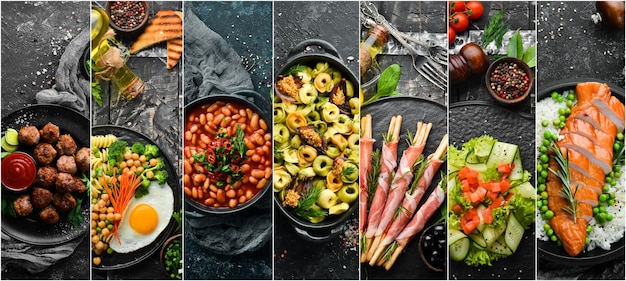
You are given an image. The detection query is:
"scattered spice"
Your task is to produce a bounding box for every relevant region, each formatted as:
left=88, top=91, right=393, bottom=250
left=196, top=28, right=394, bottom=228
left=109, top=1, right=146, bottom=30
left=489, top=61, right=530, bottom=100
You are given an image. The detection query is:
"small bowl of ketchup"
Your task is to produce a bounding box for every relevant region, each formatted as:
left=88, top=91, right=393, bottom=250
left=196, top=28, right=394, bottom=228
left=2, top=151, right=36, bottom=192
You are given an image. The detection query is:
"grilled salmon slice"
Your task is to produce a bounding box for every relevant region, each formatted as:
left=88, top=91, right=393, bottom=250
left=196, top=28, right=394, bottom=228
left=559, top=133, right=612, bottom=174
left=571, top=102, right=617, bottom=138
left=563, top=118, right=614, bottom=156
left=576, top=82, right=611, bottom=105
left=130, top=10, right=183, bottom=54
left=592, top=96, right=625, bottom=132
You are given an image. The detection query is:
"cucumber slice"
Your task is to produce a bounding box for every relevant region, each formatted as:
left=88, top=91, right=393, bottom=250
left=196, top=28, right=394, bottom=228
left=483, top=221, right=507, bottom=247
left=468, top=232, right=487, bottom=249
left=5, top=129, right=19, bottom=146
left=486, top=141, right=518, bottom=168
left=509, top=150, right=524, bottom=181
left=505, top=212, right=525, bottom=253
left=448, top=228, right=467, bottom=246
left=450, top=237, right=471, bottom=262
left=488, top=235, right=513, bottom=256
left=1, top=136, right=18, bottom=152
left=516, top=182, right=536, bottom=199
left=465, top=162, right=488, bottom=172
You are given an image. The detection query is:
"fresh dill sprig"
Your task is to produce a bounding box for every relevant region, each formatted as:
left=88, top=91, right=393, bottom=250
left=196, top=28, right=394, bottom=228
left=367, top=149, right=382, bottom=205
left=295, top=186, right=327, bottom=218
left=548, top=143, right=579, bottom=223
left=482, top=9, right=509, bottom=49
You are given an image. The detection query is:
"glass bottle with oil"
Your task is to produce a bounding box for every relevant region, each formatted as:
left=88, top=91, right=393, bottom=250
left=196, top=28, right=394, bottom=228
left=91, top=7, right=145, bottom=100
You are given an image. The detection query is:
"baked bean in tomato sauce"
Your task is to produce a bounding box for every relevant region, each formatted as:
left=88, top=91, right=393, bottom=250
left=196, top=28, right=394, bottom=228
left=184, top=101, right=271, bottom=208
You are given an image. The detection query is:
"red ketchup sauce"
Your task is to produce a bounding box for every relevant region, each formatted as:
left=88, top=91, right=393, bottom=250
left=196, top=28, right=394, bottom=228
left=1, top=152, right=36, bottom=191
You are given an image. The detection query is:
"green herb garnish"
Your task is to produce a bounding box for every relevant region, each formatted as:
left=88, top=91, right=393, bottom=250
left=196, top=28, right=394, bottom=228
left=363, top=64, right=403, bottom=106
left=294, top=186, right=327, bottom=218
left=482, top=10, right=509, bottom=49
left=548, top=143, right=580, bottom=222
left=367, top=149, right=382, bottom=205
left=284, top=64, right=307, bottom=76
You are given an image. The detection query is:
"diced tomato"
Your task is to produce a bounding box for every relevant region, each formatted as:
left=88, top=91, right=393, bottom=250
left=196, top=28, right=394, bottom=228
left=461, top=179, right=471, bottom=192
left=499, top=178, right=511, bottom=192
left=451, top=203, right=464, bottom=215
left=489, top=196, right=504, bottom=209
left=481, top=208, right=494, bottom=224
left=475, top=186, right=487, bottom=200
left=467, top=176, right=479, bottom=186
left=486, top=191, right=499, bottom=201
left=505, top=192, right=515, bottom=202
left=461, top=208, right=480, bottom=234
left=497, top=163, right=512, bottom=175
left=469, top=192, right=480, bottom=203
left=463, top=191, right=473, bottom=202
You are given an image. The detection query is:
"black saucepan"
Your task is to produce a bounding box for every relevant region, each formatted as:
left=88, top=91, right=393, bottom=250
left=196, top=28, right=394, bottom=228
left=274, top=39, right=360, bottom=242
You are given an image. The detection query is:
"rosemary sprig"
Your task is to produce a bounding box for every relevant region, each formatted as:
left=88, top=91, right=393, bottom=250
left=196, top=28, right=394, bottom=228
left=613, top=142, right=624, bottom=167
left=548, top=143, right=579, bottom=223
left=407, top=155, right=428, bottom=195
left=393, top=205, right=411, bottom=221
left=367, top=149, right=382, bottom=205
left=405, top=129, right=415, bottom=147
left=382, top=131, right=393, bottom=143
left=381, top=241, right=399, bottom=263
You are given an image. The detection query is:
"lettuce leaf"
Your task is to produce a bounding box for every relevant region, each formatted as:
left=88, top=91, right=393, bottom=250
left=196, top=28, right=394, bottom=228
left=509, top=192, right=536, bottom=229
left=465, top=245, right=508, bottom=266
left=463, top=135, right=495, bottom=162
left=448, top=145, right=467, bottom=170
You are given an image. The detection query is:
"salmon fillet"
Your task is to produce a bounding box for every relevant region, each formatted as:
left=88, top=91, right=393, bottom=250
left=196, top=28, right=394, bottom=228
left=559, top=133, right=612, bottom=174
left=571, top=102, right=617, bottom=138
left=592, top=96, right=625, bottom=132
left=563, top=118, right=614, bottom=156
left=576, top=82, right=611, bottom=105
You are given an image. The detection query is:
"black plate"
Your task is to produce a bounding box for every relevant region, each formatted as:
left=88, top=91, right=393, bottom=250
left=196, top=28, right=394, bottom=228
left=361, top=96, right=447, bottom=280
left=449, top=101, right=535, bottom=280
left=1, top=105, right=90, bottom=245
left=537, top=78, right=625, bottom=266
left=91, top=125, right=181, bottom=271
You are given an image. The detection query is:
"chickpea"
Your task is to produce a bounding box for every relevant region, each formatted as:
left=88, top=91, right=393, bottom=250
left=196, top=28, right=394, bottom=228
left=95, top=241, right=105, bottom=250
left=146, top=170, right=154, bottom=179
left=131, top=153, right=139, bottom=160
left=149, top=158, right=158, bottom=167
left=98, top=220, right=106, bottom=228
left=101, top=194, right=109, bottom=201
left=93, top=257, right=101, bottom=266
left=101, top=228, right=110, bottom=236
left=92, top=235, right=100, bottom=244
left=139, top=155, right=147, bottom=163
left=107, top=207, right=115, bottom=214
left=124, top=151, right=132, bottom=160
left=114, top=213, right=122, bottom=221
left=106, top=213, right=115, bottom=222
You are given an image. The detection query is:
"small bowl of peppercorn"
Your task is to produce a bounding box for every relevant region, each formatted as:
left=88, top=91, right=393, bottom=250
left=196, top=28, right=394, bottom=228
left=485, top=57, right=533, bottom=106
left=105, top=1, right=149, bottom=39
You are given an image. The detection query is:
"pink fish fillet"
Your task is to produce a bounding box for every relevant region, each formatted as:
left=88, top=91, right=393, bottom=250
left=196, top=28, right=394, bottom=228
left=365, top=140, right=399, bottom=239
left=374, top=144, right=426, bottom=237
left=380, top=157, right=444, bottom=246
left=393, top=185, right=446, bottom=248
left=359, top=137, right=375, bottom=232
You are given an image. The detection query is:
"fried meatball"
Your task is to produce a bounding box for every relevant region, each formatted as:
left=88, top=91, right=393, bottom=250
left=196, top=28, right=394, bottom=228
left=39, top=122, right=60, bottom=143
left=52, top=193, right=76, bottom=213
left=17, top=126, right=40, bottom=146
left=13, top=194, right=33, bottom=216
left=56, top=134, right=77, bottom=156
left=75, top=147, right=90, bottom=173
left=36, top=166, right=57, bottom=189
left=55, top=172, right=75, bottom=193
left=39, top=205, right=60, bottom=225
left=31, top=187, right=53, bottom=209
left=33, top=143, right=57, bottom=166
left=72, top=176, right=87, bottom=193
left=56, top=155, right=77, bottom=175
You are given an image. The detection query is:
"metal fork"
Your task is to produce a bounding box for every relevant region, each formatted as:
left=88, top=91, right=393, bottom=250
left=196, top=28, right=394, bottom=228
left=417, top=60, right=447, bottom=91
left=397, top=33, right=447, bottom=66
left=360, top=1, right=447, bottom=90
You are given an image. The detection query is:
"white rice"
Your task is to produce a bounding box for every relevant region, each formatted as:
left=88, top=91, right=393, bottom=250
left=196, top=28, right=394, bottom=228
left=535, top=92, right=625, bottom=251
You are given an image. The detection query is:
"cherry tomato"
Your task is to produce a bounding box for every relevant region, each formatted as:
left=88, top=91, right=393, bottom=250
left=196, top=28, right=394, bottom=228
left=450, top=13, right=470, bottom=33
left=466, top=1, right=484, bottom=20
left=449, top=1, right=466, bottom=14
left=448, top=26, right=456, bottom=45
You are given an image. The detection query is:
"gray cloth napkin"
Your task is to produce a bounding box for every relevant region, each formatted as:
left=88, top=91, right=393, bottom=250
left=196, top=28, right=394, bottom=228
left=183, top=8, right=270, bottom=255
left=1, top=233, right=84, bottom=274
left=35, top=28, right=89, bottom=112
left=183, top=8, right=253, bottom=103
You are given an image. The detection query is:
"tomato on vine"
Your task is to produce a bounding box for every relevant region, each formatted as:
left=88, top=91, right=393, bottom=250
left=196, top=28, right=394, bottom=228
left=448, top=25, right=456, bottom=45
left=449, top=1, right=466, bottom=14
left=450, top=13, right=470, bottom=33
left=466, top=1, right=484, bottom=20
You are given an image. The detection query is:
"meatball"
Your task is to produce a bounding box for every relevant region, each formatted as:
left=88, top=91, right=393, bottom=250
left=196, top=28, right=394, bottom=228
left=57, top=155, right=77, bottom=175
left=55, top=172, right=75, bottom=193
left=33, top=143, right=57, bottom=166
left=39, top=122, right=60, bottom=143
left=72, top=176, right=87, bottom=193
left=56, top=134, right=77, bottom=155
left=18, top=126, right=40, bottom=146
left=36, top=166, right=57, bottom=189
left=52, top=193, right=76, bottom=213
left=39, top=205, right=60, bottom=225
left=13, top=194, right=33, bottom=216
left=31, top=187, right=53, bottom=209
left=75, top=147, right=90, bottom=173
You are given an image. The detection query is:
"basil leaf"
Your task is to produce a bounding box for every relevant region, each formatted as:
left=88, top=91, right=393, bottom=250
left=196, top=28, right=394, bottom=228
left=523, top=45, right=536, bottom=68
left=377, top=64, right=401, bottom=96
left=507, top=29, right=523, bottom=59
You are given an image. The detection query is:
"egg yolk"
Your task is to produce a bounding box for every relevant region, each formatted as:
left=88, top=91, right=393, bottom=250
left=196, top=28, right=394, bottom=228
left=129, top=203, right=159, bottom=234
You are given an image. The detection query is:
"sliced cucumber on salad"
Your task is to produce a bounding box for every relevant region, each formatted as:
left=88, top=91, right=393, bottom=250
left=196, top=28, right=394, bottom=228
left=448, top=135, right=535, bottom=266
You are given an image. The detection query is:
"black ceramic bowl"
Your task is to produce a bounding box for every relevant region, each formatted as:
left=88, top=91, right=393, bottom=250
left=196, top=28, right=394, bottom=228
left=105, top=1, right=149, bottom=39
left=160, top=233, right=182, bottom=279
left=184, top=90, right=272, bottom=214
left=274, top=39, right=359, bottom=241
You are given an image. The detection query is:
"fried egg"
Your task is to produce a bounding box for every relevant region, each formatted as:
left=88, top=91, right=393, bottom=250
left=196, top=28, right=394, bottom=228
left=109, top=181, right=174, bottom=253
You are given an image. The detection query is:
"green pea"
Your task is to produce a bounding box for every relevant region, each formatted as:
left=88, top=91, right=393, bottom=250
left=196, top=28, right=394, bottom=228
left=566, top=100, right=573, bottom=107
left=557, top=108, right=565, bottom=115
left=557, top=96, right=564, bottom=103
left=609, top=172, right=615, bottom=178
left=540, top=170, right=548, bottom=179
left=107, top=248, right=113, bottom=254
left=608, top=199, right=615, bottom=206
left=538, top=184, right=546, bottom=192
left=606, top=214, right=613, bottom=221
left=559, top=116, right=566, bottom=122
left=545, top=210, right=554, bottom=219
left=564, top=107, right=571, bottom=115
left=550, top=235, right=558, bottom=242
left=543, top=131, right=552, bottom=139
left=615, top=143, right=621, bottom=151
left=557, top=240, right=562, bottom=247
left=609, top=192, right=615, bottom=199
left=537, top=200, right=543, bottom=207
left=107, top=224, right=113, bottom=230
left=599, top=206, right=607, bottom=213
left=541, top=191, right=548, bottom=199
left=567, top=93, right=575, bottom=101
left=539, top=146, right=548, bottom=153
left=559, top=122, right=565, bottom=128
left=599, top=194, right=608, bottom=202
left=587, top=225, right=593, bottom=232
left=538, top=177, right=546, bottom=184
left=540, top=154, right=549, bottom=163
left=551, top=92, right=559, bottom=99
left=617, top=132, right=624, bottom=141
left=96, top=227, right=102, bottom=233
left=610, top=179, right=617, bottom=186
left=541, top=205, right=548, bottom=213
left=613, top=165, right=621, bottom=173
left=593, top=207, right=599, bottom=214
left=603, top=185, right=610, bottom=193
left=552, top=118, right=561, bottom=126
left=543, top=199, right=548, bottom=206
left=537, top=163, right=543, bottom=172
left=551, top=133, right=559, bottom=141
left=585, top=237, right=590, bottom=244
left=542, top=139, right=551, bottom=147
left=541, top=120, right=549, bottom=127
left=543, top=223, right=551, bottom=231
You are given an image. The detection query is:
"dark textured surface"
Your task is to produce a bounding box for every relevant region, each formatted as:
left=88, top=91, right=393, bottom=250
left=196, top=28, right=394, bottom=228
left=449, top=102, right=535, bottom=280
left=364, top=1, right=448, bottom=106
left=273, top=2, right=360, bottom=280
left=1, top=2, right=90, bottom=280
left=361, top=96, right=447, bottom=280
left=92, top=1, right=182, bottom=280
left=537, top=2, right=625, bottom=280
left=450, top=1, right=536, bottom=114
